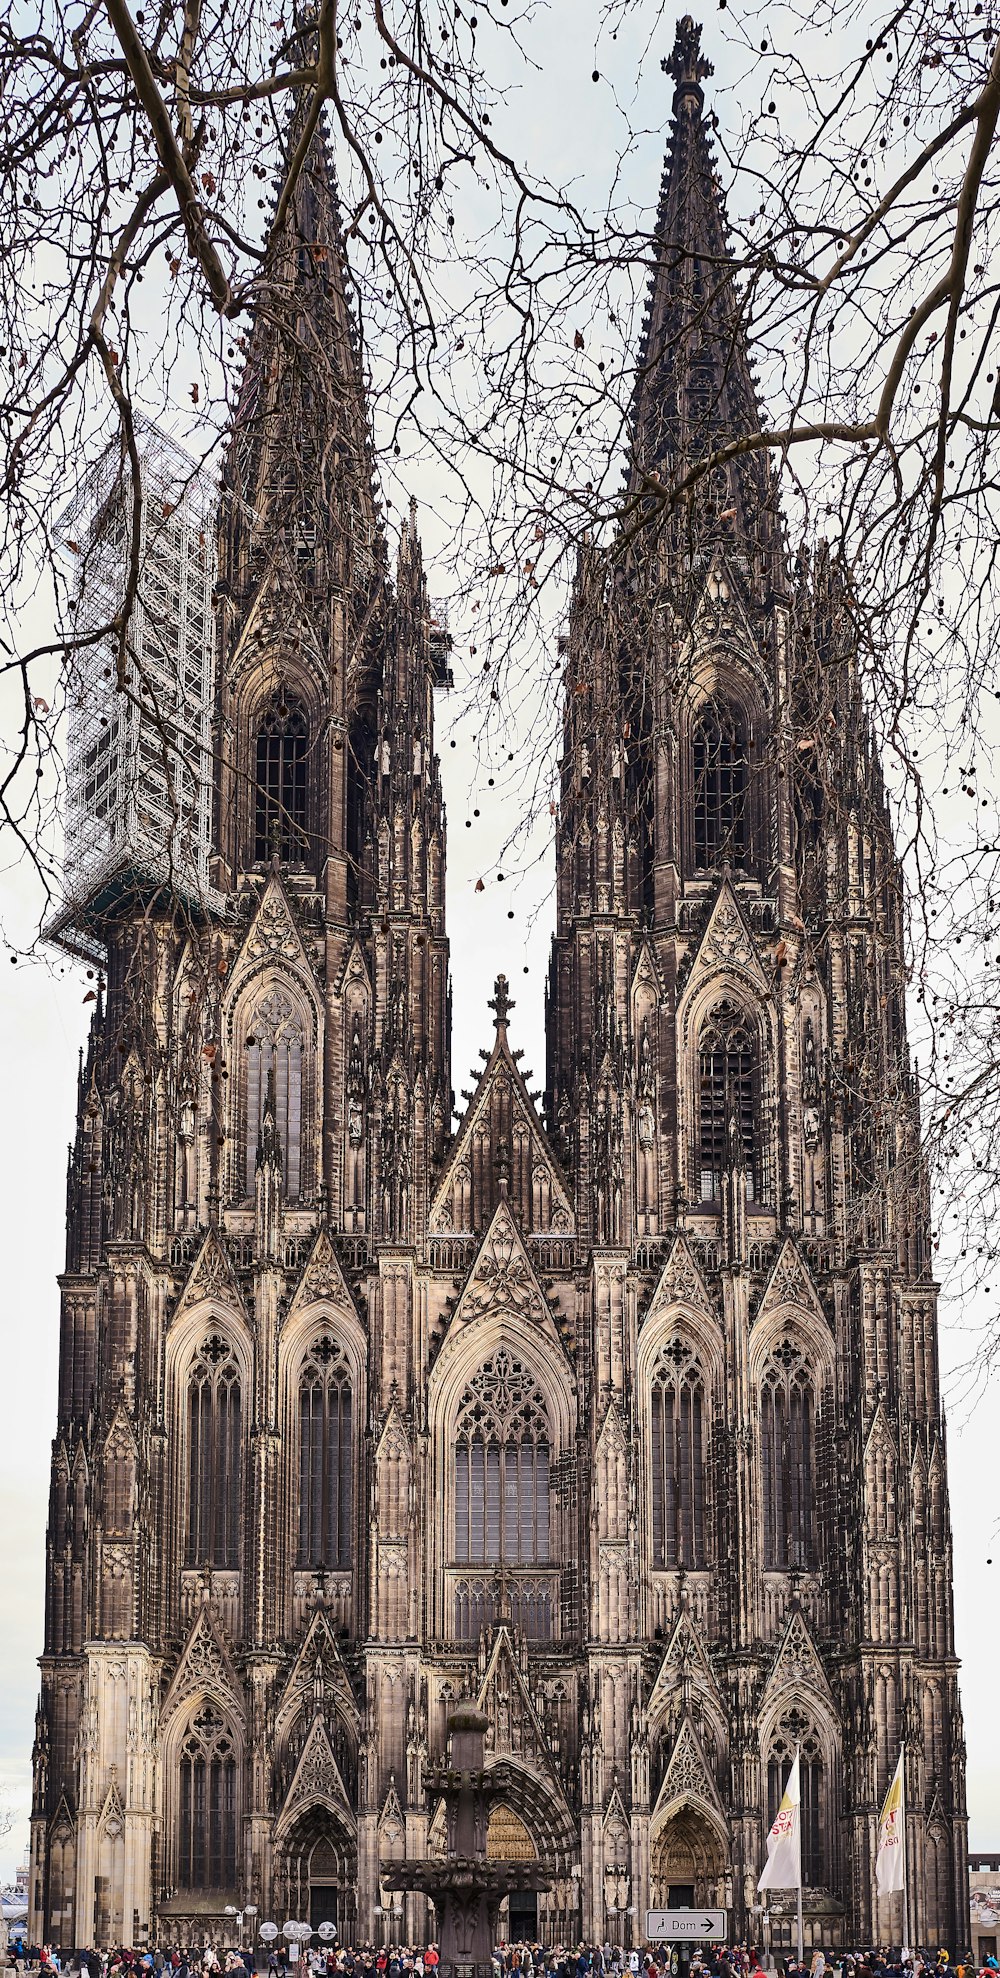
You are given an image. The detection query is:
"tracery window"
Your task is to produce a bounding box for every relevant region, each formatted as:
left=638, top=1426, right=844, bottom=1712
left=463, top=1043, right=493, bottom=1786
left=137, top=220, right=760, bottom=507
left=298, top=1336, right=353, bottom=1569
left=453, top=1349, right=551, bottom=1566
left=178, top=1703, right=238, bottom=1889
left=245, top=986, right=306, bottom=1200
left=650, top=1339, right=706, bottom=1568
left=699, top=1001, right=758, bottom=1201
left=185, top=1334, right=241, bottom=1570
left=761, top=1339, right=816, bottom=1569
left=766, top=1710, right=824, bottom=1886
left=692, top=698, right=749, bottom=869
left=253, top=695, right=310, bottom=863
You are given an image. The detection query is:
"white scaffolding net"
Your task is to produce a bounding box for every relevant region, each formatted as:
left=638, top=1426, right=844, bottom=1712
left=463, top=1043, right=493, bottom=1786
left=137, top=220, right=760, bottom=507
left=55, top=420, right=217, bottom=944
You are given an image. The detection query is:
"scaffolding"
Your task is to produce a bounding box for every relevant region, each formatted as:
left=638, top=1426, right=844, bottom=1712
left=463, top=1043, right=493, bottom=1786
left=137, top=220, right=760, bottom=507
left=52, top=421, right=218, bottom=950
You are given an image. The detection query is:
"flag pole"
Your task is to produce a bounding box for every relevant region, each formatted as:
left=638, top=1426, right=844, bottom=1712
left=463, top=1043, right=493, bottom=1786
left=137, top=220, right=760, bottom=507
left=900, top=1744, right=910, bottom=1961
left=795, top=1742, right=804, bottom=1965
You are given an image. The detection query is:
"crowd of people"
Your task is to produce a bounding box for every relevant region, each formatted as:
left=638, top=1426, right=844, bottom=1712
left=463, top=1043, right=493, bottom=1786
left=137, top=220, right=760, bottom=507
left=4, top=1945, right=999, bottom=1978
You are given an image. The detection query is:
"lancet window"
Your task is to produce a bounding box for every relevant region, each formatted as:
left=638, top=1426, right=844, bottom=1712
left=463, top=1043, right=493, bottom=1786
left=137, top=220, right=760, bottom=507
left=253, top=694, right=310, bottom=863
left=692, top=698, right=749, bottom=868
left=766, top=1710, right=825, bottom=1887
left=298, top=1336, right=353, bottom=1570
left=244, top=986, right=306, bottom=1200
left=698, top=1001, right=758, bottom=1201
left=453, top=1350, right=551, bottom=1566
left=185, top=1334, right=241, bottom=1570
left=650, top=1339, right=707, bottom=1568
left=177, top=1703, right=238, bottom=1888
left=761, top=1339, right=816, bottom=1569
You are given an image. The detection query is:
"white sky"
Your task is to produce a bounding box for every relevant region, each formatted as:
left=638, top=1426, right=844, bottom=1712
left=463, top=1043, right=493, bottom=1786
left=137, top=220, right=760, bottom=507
left=2, top=0, right=999, bottom=1887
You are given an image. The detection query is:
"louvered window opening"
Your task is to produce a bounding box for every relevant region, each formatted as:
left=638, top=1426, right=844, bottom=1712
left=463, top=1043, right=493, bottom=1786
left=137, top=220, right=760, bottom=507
left=185, top=1343, right=241, bottom=1569
left=693, top=700, right=749, bottom=867
left=298, top=1343, right=353, bottom=1569
left=761, top=1351, right=816, bottom=1569
left=699, top=1008, right=757, bottom=1200
left=178, top=1707, right=237, bottom=1889
left=768, top=1748, right=823, bottom=1886
left=253, top=697, right=310, bottom=862
left=651, top=1350, right=706, bottom=1568
left=453, top=1350, right=552, bottom=1568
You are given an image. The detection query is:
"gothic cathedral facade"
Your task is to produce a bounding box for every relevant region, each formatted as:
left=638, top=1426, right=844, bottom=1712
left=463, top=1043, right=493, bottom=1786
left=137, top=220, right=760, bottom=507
left=32, top=22, right=968, bottom=1956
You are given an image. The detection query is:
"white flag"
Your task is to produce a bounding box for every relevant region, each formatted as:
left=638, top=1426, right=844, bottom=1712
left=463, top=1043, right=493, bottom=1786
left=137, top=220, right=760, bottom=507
left=758, top=1751, right=801, bottom=1891
left=875, top=1749, right=906, bottom=1896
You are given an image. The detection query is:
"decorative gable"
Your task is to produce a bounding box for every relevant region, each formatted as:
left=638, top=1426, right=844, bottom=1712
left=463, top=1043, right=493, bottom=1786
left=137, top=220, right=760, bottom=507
left=755, top=1236, right=826, bottom=1327
left=173, top=1228, right=246, bottom=1319
left=274, top=1607, right=360, bottom=1737
left=652, top=1712, right=725, bottom=1822
left=429, top=990, right=573, bottom=1236
left=647, top=1608, right=725, bottom=1723
left=681, top=878, right=770, bottom=1001
left=161, top=1602, right=244, bottom=1725
left=286, top=1227, right=358, bottom=1320
left=644, top=1233, right=715, bottom=1323
left=433, top=1203, right=572, bottom=1376
left=761, top=1605, right=835, bottom=1713
left=278, top=1713, right=354, bottom=1829
left=231, top=871, right=318, bottom=989
left=476, top=1627, right=562, bottom=1791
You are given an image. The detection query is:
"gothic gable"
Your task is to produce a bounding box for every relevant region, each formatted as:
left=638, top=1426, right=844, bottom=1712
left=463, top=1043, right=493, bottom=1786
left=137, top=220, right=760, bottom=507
left=679, top=878, right=770, bottom=1005
left=172, top=1228, right=247, bottom=1321
left=429, top=997, right=573, bottom=1236
left=277, top=1712, right=355, bottom=1832
left=285, top=1227, right=359, bottom=1323
left=651, top=1712, right=725, bottom=1824
left=754, top=1236, right=826, bottom=1329
left=229, top=871, right=320, bottom=995
left=161, top=1602, right=244, bottom=1726
left=643, top=1232, right=715, bottom=1325
left=476, top=1626, right=562, bottom=1793
left=687, top=550, right=769, bottom=685
left=275, top=1607, right=361, bottom=1739
left=647, top=1608, right=725, bottom=1724
left=441, top=1202, right=571, bottom=1371
left=761, top=1604, right=836, bottom=1714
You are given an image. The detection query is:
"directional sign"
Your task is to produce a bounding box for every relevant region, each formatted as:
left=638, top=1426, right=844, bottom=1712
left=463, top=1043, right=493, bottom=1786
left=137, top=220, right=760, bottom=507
left=646, top=1910, right=728, bottom=1942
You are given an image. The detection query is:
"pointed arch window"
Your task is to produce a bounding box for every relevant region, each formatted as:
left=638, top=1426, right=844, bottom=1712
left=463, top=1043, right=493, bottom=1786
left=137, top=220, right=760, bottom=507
left=253, top=695, right=310, bottom=863
left=651, top=1339, right=706, bottom=1568
left=185, top=1335, right=241, bottom=1570
left=298, top=1336, right=353, bottom=1569
left=245, top=986, right=306, bottom=1200
left=178, top=1702, right=238, bottom=1889
left=761, top=1339, right=816, bottom=1569
left=766, top=1712, right=824, bottom=1886
left=699, top=1001, right=759, bottom=1201
left=453, top=1350, right=551, bottom=1567
left=692, top=699, right=749, bottom=869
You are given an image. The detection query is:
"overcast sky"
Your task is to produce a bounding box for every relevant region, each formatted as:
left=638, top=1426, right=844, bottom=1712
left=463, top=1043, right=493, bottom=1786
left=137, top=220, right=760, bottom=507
left=2, top=0, right=999, bottom=1888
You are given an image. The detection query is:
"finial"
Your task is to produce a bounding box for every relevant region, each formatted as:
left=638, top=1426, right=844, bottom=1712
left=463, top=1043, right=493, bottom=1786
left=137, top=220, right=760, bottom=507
left=488, top=973, right=513, bottom=1029
left=256, top=1067, right=283, bottom=1171
left=662, top=16, right=713, bottom=105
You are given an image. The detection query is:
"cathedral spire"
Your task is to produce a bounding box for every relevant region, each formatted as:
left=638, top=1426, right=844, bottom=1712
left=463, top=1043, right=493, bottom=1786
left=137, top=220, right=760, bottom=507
left=631, top=18, right=777, bottom=566
left=220, top=97, right=380, bottom=598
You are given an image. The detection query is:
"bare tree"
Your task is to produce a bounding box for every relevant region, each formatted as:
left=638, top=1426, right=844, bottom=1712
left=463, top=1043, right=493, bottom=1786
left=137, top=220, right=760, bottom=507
left=2, top=0, right=1000, bottom=1327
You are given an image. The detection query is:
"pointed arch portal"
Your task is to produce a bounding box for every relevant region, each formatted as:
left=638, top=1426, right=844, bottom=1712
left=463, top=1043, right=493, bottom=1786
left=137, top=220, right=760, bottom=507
left=275, top=1806, right=357, bottom=1940
left=650, top=1805, right=729, bottom=1910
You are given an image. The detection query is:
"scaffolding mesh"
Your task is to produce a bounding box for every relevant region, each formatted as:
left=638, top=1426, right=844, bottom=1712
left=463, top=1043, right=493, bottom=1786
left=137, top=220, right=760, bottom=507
left=55, top=421, right=217, bottom=938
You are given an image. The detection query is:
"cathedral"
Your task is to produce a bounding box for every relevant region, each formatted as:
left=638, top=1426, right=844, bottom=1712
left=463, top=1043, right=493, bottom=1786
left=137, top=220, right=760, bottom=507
left=31, top=20, right=968, bottom=1957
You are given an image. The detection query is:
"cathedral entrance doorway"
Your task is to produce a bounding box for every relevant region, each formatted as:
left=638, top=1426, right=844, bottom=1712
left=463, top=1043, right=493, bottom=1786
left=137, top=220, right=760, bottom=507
left=277, top=1815, right=356, bottom=1943
left=650, top=1807, right=727, bottom=1910
left=488, top=1804, right=538, bottom=1944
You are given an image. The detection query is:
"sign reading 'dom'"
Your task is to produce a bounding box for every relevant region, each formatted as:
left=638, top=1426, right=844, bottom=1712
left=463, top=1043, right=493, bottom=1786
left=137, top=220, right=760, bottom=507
left=645, top=1910, right=728, bottom=1941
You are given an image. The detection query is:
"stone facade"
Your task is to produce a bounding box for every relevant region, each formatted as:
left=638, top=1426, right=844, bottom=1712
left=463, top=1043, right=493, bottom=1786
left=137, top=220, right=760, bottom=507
left=31, top=26, right=967, bottom=1957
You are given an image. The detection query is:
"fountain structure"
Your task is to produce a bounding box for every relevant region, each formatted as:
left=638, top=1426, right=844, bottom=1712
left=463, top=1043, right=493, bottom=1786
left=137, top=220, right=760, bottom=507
left=383, top=1705, right=550, bottom=1977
